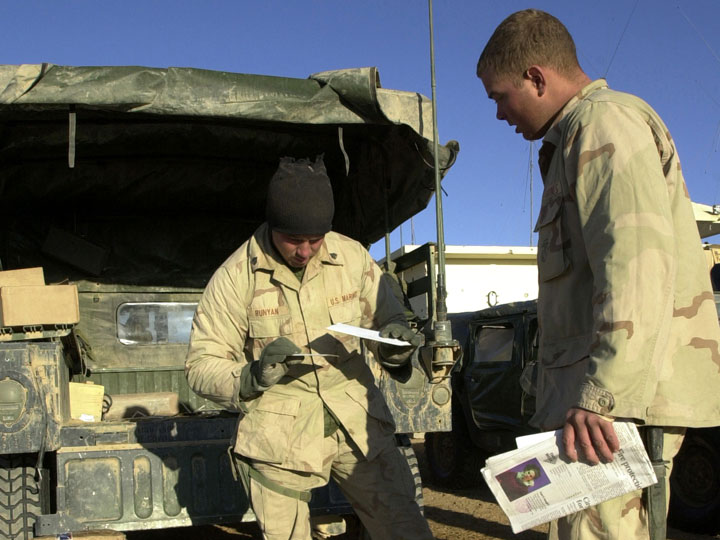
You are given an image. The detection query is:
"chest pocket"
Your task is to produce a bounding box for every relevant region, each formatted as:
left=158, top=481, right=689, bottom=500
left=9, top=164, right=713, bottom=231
left=247, top=313, right=294, bottom=360
left=328, top=297, right=361, bottom=326
left=534, top=184, right=570, bottom=281
left=328, top=291, right=362, bottom=324
left=248, top=314, right=293, bottom=338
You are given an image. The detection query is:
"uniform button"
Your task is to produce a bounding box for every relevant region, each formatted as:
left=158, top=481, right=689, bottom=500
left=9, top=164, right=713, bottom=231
left=598, top=398, right=608, bottom=407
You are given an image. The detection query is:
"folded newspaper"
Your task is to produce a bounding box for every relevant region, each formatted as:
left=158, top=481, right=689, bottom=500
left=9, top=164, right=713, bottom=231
left=481, top=421, right=657, bottom=533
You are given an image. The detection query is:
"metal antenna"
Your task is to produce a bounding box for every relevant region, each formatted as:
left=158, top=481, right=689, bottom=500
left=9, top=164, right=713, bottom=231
left=428, top=0, right=449, bottom=327
left=422, top=0, right=458, bottom=385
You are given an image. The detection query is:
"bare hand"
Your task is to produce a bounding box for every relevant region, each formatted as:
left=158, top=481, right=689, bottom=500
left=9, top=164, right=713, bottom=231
left=562, top=408, right=620, bottom=464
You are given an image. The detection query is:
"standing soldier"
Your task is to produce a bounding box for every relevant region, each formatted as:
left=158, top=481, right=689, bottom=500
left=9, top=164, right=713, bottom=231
left=186, top=156, right=433, bottom=540
left=476, top=9, right=720, bottom=540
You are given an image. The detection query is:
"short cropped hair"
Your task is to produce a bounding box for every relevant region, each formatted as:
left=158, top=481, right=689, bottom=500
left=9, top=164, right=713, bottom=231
left=477, top=9, right=580, bottom=86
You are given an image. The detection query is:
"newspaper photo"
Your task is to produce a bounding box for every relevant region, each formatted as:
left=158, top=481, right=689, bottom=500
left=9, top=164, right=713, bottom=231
left=481, top=421, right=657, bottom=533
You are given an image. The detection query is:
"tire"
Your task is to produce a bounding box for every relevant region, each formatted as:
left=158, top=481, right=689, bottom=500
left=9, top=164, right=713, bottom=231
left=424, top=414, right=486, bottom=489
left=396, top=434, right=424, bottom=512
left=0, top=454, right=45, bottom=540
left=669, top=427, right=720, bottom=534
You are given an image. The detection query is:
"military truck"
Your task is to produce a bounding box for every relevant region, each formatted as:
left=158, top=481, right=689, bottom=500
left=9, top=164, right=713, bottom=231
left=426, top=275, right=720, bottom=534
left=424, top=301, right=539, bottom=489
left=0, top=64, right=459, bottom=539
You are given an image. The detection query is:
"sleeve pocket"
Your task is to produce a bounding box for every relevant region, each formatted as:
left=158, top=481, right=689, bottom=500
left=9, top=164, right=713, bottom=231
left=234, top=395, right=300, bottom=463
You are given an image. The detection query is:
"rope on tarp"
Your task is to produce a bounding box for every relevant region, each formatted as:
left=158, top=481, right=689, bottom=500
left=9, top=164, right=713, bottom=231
left=68, top=105, right=76, bottom=169
left=338, top=126, right=350, bottom=176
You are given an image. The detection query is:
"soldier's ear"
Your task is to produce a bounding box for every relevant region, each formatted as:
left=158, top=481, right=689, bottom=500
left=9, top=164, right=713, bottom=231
left=525, top=66, right=546, bottom=97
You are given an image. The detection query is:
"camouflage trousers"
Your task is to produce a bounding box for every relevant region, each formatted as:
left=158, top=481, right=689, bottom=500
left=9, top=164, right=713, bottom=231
left=548, top=427, right=685, bottom=540
left=247, top=428, right=432, bottom=540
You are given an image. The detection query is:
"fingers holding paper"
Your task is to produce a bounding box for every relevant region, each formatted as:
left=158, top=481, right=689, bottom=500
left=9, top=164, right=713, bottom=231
left=562, top=407, right=620, bottom=465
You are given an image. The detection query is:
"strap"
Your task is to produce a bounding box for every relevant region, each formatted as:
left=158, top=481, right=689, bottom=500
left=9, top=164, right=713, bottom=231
left=247, top=466, right=312, bottom=503
left=228, top=448, right=311, bottom=503
left=641, top=426, right=667, bottom=540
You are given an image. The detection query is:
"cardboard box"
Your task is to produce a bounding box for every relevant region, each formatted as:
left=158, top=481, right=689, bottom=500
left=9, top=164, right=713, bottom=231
left=69, top=382, right=105, bottom=422
left=0, top=267, right=45, bottom=288
left=0, top=284, right=79, bottom=327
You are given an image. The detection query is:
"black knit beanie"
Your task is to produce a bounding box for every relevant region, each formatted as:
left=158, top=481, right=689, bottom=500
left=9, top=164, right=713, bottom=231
left=266, top=156, right=334, bottom=235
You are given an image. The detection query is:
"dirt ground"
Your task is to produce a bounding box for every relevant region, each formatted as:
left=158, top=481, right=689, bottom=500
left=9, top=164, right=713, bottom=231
left=125, top=440, right=718, bottom=540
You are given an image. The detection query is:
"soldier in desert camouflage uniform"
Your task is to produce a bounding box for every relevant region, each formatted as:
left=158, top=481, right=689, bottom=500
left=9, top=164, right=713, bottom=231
left=185, top=156, right=433, bottom=540
left=476, top=9, right=720, bottom=540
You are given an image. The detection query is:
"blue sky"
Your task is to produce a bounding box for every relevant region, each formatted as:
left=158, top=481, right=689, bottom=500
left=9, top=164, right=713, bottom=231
left=3, top=1, right=719, bottom=260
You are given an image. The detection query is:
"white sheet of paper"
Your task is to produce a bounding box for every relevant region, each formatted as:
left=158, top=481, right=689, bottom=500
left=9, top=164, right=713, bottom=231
left=327, top=323, right=410, bottom=346
left=515, top=430, right=556, bottom=449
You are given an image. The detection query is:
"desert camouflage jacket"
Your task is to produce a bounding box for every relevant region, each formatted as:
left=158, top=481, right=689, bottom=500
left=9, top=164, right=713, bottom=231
left=532, top=79, right=720, bottom=430
left=185, top=223, right=406, bottom=472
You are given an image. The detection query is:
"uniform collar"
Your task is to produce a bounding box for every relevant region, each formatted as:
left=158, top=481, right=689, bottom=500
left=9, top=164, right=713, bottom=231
left=248, top=223, right=344, bottom=289
left=543, top=79, right=608, bottom=148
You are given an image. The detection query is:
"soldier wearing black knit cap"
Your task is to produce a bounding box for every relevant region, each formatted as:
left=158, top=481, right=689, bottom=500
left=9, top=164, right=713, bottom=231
left=265, top=156, right=335, bottom=271
left=186, top=156, right=431, bottom=540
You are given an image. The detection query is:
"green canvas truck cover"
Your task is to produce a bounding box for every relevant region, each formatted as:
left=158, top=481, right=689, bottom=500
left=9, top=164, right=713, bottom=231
left=0, top=64, right=458, bottom=286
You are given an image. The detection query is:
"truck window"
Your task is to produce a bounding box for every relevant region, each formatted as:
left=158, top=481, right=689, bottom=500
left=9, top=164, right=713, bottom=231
left=473, top=325, right=514, bottom=364
left=117, top=302, right=197, bottom=345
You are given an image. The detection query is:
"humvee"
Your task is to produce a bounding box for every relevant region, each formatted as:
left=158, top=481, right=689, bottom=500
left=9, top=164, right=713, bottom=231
left=424, top=301, right=538, bottom=489
left=425, top=275, right=720, bottom=534
left=0, top=64, right=459, bottom=539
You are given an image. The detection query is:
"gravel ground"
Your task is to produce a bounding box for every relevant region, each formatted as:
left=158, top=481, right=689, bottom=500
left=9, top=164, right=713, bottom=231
left=125, top=439, right=719, bottom=540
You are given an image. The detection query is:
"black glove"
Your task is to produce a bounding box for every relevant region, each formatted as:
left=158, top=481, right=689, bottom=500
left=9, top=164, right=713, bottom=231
left=252, top=337, right=301, bottom=390
left=378, top=322, right=423, bottom=367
